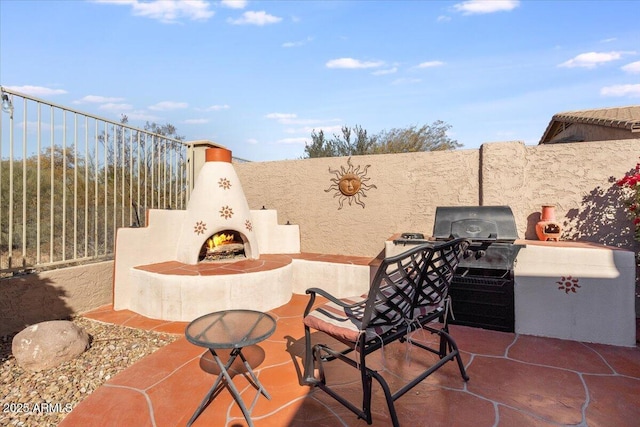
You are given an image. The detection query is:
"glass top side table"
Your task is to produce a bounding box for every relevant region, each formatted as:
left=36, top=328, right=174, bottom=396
left=185, top=310, right=276, bottom=427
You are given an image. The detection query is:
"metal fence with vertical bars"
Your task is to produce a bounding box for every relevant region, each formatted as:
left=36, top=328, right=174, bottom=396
left=0, top=87, right=189, bottom=275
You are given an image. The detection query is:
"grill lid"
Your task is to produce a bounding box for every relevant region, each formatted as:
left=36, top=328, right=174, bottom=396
left=433, top=206, right=519, bottom=242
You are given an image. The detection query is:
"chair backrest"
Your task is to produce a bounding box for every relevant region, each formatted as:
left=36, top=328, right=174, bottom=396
left=360, top=238, right=470, bottom=332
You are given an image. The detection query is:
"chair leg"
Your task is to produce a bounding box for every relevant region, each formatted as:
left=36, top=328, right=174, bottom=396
left=316, top=345, right=400, bottom=427
left=440, top=328, right=469, bottom=382
left=439, top=312, right=452, bottom=357
left=455, top=351, right=470, bottom=382
left=438, top=328, right=448, bottom=357
left=302, top=325, right=319, bottom=385
left=309, top=345, right=375, bottom=424
left=366, top=368, right=401, bottom=427
left=361, top=367, right=373, bottom=425
left=422, top=324, right=470, bottom=382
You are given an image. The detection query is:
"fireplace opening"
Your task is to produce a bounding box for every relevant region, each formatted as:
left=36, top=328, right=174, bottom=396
left=199, top=230, right=246, bottom=262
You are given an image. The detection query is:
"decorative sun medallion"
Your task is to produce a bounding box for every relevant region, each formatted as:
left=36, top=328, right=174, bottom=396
left=218, top=177, right=231, bottom=190
left=325, top=157, right=377, bottom=209
left=220, top=205, right=234, bottom=219
left=557, top=275, right=581, bottom=294
left=193, top=221, right=207, bottom=235
left=245, top=219, right=253, bottom=231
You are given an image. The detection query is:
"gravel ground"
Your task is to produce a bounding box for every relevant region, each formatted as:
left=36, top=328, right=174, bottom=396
left=0, top=317, right=179, bottom=427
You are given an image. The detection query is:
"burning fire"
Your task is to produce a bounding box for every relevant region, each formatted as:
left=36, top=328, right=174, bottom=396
left=208, top=233, right=235, bottom=249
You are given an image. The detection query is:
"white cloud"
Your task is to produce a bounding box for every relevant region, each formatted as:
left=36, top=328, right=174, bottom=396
left=95, top=0, right=215, bottom=24
left=276, top=137, right=308, bottom=144
left=392, top=78, right=422, bottom=85
left=99, top=103, right=133, bottom=111
left=6, top=85, right=67, bottom=97
left=199, top=104, right=230, bottom=111
left=220, top=0, right=247, bottom=9
left=437, top=15, right=451, bottom=22
left=148, top=101, right=188, bottom=111
left=372, top=67, right=398, bottom=76
left=228, top=10, right=282, bottom=26
left=268, top=114, right=341, bottom=127
left=284, top=124, right=343, bottom=135
left=454, top=0, right=520, bottom=15
left=309, top=125, right=343, bottom=134
left=265, top=112, right=298, bottom=123
left=125, top=110, right=161, bottom=121
left=183, top=118, right=209, bottom=124
left=247, top=138, right=259, bottom=144
left=416, top=61, right=445, bottom=68
left=267, top=114, right=342, bottom=140
left=600, top=84, right=640, bottom=97
left=326, top=57, right=384, bottom=69
left=284, top=118, right=320, bottom=125
left=622, top=61, right=640, bottom=74
left=74, top=95, right=125, bottom=104
left=282, top=36, right=313, bottom=48
left=559, top=51, right=627, bottom=68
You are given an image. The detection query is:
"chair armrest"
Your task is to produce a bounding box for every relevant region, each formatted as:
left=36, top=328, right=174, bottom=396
left=306, top=287, right=364, bottom=307
left=304, top=287, right=366, bottom=317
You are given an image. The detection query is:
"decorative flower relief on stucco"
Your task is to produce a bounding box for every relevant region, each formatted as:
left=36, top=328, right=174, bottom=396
left=220, top=206, right=234, bottom=219
left=325, top=157, right=377, bottom=210
left=193, top=221, right=207, bottom=235
left=218, top=177, right=231, bottom=190
left=557, top=276, right=581, bottom=294
left=245, top=219, right=253, bottom=231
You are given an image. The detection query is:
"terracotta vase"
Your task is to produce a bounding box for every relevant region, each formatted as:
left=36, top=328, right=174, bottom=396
left=535, top=205, right=562, bottom=241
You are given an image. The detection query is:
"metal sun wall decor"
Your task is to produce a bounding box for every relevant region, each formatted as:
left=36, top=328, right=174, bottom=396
left=325, top=157, right=377, bottom=209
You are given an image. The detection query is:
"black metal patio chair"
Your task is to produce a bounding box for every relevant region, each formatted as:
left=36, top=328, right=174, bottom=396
left=302, top=238, right=471, bottom=426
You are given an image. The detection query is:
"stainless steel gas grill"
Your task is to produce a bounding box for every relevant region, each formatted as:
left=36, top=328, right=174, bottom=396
left=393, top=206, right=524, bottom=332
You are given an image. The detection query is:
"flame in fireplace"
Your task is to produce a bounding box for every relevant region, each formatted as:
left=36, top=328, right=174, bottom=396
left=209, top=233, right=235, bottom=248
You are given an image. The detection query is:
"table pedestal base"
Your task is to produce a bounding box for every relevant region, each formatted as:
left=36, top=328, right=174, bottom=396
left=187, top=347, right=271, bottom=427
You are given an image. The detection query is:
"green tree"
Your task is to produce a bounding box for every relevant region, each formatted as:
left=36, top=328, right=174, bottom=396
left=373, top=121, right=461, bottom=153
left=304, top=129, right=335, bottom=158
left=333, top=125, right=376, bottom=156
left=302, top=121, right=460, bottom=158
left=304, top=125, right=376, bottom=158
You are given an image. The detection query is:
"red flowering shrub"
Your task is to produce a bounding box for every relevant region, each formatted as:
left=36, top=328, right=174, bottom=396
left=616, top=162, right=640, bottom=240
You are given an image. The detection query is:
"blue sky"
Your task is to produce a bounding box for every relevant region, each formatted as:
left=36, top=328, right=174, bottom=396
left=1, top=0, right=639, bottom=161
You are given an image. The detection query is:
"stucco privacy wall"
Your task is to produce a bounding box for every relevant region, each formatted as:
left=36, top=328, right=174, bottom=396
left=481, top=140, right=640, bottom=248
left=0, top=261, right=113, bottom=336
left=235, top=149, right=479, bottom=257
left=236, top=139, right=640, bottom=257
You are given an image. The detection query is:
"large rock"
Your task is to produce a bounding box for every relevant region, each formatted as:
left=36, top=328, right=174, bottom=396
left=12, top=320, right=89, bottom=372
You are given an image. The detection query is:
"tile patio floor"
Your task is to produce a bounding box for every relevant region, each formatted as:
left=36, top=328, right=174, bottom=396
left=59, top=295, right=640, bottom=427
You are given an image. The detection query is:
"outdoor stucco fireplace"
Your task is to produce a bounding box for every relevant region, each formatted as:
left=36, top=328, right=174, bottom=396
left=176, top=146, right=259, bottom=264
left=112, top=144, right=301, bottom=321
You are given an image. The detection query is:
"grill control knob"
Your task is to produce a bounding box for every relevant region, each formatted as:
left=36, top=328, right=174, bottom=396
left=464, top=250, right=473, bottom=258
left=475, top=250, right=486, bottom=259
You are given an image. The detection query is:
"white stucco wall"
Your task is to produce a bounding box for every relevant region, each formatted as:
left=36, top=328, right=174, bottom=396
left=236, top=139, right=640, bottom=257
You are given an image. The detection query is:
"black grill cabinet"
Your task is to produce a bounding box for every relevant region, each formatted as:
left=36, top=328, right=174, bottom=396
left=394, top=206, right=524, bottom=332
